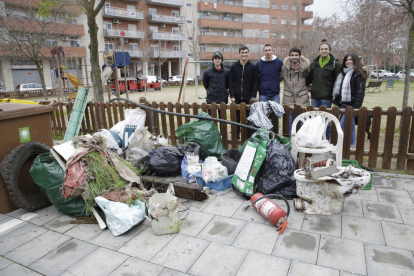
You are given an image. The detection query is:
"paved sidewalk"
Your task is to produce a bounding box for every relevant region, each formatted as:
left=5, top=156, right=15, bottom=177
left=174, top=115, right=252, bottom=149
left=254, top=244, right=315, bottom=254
left=1, top=173, right=414, bottom=276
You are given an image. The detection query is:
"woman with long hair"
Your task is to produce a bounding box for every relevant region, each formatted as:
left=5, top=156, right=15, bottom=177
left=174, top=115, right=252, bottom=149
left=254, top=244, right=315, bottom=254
left=332, top=52, right=366, bottom=150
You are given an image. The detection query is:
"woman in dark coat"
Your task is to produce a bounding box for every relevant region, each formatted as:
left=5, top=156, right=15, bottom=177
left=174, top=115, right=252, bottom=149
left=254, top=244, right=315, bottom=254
left=332, top=52, right=366, bottom=150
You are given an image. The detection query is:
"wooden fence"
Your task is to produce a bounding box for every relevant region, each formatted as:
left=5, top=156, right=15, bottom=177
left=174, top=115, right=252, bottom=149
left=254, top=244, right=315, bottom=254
left=51, top=99, right=414, bottom=173
left=0, top=90, right=59, bottom=99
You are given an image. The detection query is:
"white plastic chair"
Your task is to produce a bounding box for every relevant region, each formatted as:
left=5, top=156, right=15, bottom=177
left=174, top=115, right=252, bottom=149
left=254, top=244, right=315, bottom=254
left=291, top=111, right=343, bottom=169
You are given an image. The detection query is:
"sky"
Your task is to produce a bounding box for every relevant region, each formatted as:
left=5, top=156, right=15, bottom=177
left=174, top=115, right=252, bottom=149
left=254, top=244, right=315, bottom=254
left=307, top=0, right=343, bottom=19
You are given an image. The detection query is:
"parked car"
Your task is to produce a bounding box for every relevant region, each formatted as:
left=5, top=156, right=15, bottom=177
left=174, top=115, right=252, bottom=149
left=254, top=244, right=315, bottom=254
left=396, top=70, right=414, bottom=80
left=370, top=70, right=396, bottom=79
left=168, top=76, right=194, bottom=85
left=146, top=76, right=166, bottom=86
left=15, top=83, right=52, bottom=91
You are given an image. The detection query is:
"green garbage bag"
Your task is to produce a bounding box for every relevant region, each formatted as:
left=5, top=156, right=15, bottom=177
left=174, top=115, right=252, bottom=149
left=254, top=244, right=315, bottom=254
left=30, top=153, right=86, bottom=217
left=240, top=128, right=292, bottom=152
left=175, top=112, right=226, bottom=160
left=274, top=133, right=291, bottom=151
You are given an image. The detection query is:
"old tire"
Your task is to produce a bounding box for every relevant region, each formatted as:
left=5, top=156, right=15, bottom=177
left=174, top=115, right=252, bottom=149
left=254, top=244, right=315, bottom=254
left=0, top=142, right=51, bottom=211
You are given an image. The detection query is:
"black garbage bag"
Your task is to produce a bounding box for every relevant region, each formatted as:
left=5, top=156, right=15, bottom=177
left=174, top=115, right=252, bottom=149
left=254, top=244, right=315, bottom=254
left=183, top=142, right=203, bottom=157
left=143, top=145, right=184, bottom=176
left=257, top=141, right=298, bottom=199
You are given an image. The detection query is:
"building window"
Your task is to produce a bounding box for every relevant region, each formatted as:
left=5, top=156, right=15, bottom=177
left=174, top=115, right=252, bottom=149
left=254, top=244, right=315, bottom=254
left=291, top=19, right=297, bottom=25
left=271, top=32, right=277, bottom=38
left=129, top=43, right=138, bottom=51
left=172, top=10, right=179, bottom=17
left=187, top=36, right=193, bottom=40
left=186, top=2, right=192, bottom=6
left=281, top=48, right=286, bottom=53
left=213, top=46, right=220, bottom=52
left=187, top=20, right=192, bottom=23
left=281, top=4, right=288, bottom=10
left=46, top=39, right=58, bottom=46
left=273, top=47, right=277, bottom=53
left=281, top=18, right=287, bottom=24
left=105, top=2, right=110, bottom=8
left=148, top=8, right=157, bottom=15
left=173, top=44, right=180, bottom=51
left=281, top=33, right=285, bottom=39
left=11, top=10, right=26, bottom=19
left=212, top=30, right=220, bottom=36
left=212, top=15, right=219, bottom=20
left=271, top=17, right=277, bottom=24
left=226, top=0, right=234, bottom=5
left=271, top=3, right=278, bottom=9
left=105, top=41, right=113, bottom=51
left=172, top=27, right=180, bottom=34
left=199, top=43, right=206, bottom=52
left=292, top=4, right=298, bottom=10
left=67, top=17, right=78, bottom=25
left=69, top=37, right=80, bottom=47
left=104, top=21, right=112, bottom=29
left=199, top=29, right=206, bottom=35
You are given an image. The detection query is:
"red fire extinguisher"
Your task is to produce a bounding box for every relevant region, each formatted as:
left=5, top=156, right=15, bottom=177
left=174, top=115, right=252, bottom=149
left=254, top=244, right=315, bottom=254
left=245, top=193, right=290, bottom=234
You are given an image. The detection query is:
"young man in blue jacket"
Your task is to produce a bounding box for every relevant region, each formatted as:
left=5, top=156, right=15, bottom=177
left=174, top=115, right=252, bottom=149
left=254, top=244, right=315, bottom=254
left=256, top=44, right=283, bottom=103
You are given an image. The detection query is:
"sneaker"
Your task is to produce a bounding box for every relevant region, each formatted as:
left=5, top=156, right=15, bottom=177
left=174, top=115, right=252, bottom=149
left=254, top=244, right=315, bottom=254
left=350, top=146, right=356, bottom=151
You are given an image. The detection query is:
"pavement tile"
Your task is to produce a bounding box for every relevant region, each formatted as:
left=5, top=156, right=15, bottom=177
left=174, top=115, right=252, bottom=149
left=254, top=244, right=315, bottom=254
left=178, top=210, right=214, bottom=237
left=0, top=263, right=43, bottom=276
left=382, top=221, right=414, bottom=251
left=236, top=251, right=290, bottom=276
left=341, top=215, right=384, bottom=245
left=221, top=190, right=238, bottom=198
left=187, top=242, right=248, bottom=276
left=372, top=176, right=390, bottom=188
left=376, top=188, right=414, bottom=206
left=159, top=268, right=190, bottom=276
left=197, top=215, right=246, bottom=245
left=65, top=224, right=105, bottom=241
left=278, top=209, right=305, bottom=230
left=4, top=230, right=71, bottom=266
left=90, top=223, right=146, bottom=251
left=6, top=208, right=28, bottom=218
left=0, top=223, right=48, bottom=255
left=288, top=261, right=340, bottom=276
left=349, top=188, right=378, bottom=202
left=317, top=235, right=366, bottom=275
left=365, top=243, right=414, bottom=276
left=42, top=215, right=77, bottom=233
left=118, top=227, right=176, bottom=261
left=340, top=272, right=364, bottom=276
left=232, top=201, right=266, bottom=224
left=63, top=247, right=129, bottom=276
left=0, top=214, right=8, bottom=223
left=342, top=198, right=363, bottom=218
left=28, top=239, right=98, bottom=276
left=362, top=201, right=403, bottom=223
left=0, top=256, right=12, bottom=270
left=233, top=222, right=279, bottom=254
left=29, top=207, right=61, bottom=226
left=398, top=205, right=414, bottom=226
left=301, top=214, right=342, bottom=237
left=150, top=234, right=210, bottom=273
left=0, top=217, right=28, bottom=237
left=388, top=178, right=414, bottom=191
left=202, top=196, right=243, bottom=217
left=409, top=191, right=414, bottom=200
left=189, top=195, right=216, bottom=212
left=272, top=229, right=320, bottom=264
left=109, top=257, right=164, bottom=276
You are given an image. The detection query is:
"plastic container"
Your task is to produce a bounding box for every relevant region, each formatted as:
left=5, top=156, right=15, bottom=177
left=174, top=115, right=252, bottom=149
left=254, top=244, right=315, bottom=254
left=342, top=159, right=372, bottom=190
left=221, top=150, right=242, bottom=175
left=148, top=193, right=180, bottom=235
left=194, top=171, right=233, bottom=191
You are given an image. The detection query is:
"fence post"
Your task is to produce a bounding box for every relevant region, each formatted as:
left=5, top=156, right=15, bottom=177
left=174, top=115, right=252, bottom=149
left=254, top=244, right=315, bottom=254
left=382, top=107, right=397, bottom=169
left=342, top=106, right=354, bottom=160
left=355, top=107, right=367, bottom=165
left=407, top=105, right=414, bottom=173
left=396, top=106, right=412, bottom=171
left=368, top=107, right=382, bottom=169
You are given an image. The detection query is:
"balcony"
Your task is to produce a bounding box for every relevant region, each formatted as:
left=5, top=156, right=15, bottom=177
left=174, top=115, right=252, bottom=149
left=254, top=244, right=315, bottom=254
left=148, top=32, right=186, bottom=41
left=197, top=1, right=265, bottom=13
left=147, top=14, right=185, bottom=24
left=200, top=51, right=260, bottom=60
left=146, top=0, right=184, bottom=8
left=2, top=17, right=84, bottom=36
left=127, top=0, right=142, bottom=3
left=302, top=0, right=314, bottom=7
left=198, top=19, right=265, bottom=30
left=104, top=29, right=145, bottom=39
left=150, top=50, right=185, bottom=58
left=198, top=34, right=263, bottom=45
left=103, top=7, right=144, bottom=21
left=127, top=50, right=144, bottom=57
left=301, top=11, right=313, bottom=20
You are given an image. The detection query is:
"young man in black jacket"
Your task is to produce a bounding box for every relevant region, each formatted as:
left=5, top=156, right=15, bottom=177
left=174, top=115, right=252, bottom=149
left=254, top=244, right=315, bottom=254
left=203, top=51, right=230, bottom=105
left=229, top=46, right=259, bottom=137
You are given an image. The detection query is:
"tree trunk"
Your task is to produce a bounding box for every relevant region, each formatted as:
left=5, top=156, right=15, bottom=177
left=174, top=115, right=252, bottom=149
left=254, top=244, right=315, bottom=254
left=87, top=12, right=103, bottom=102
left=34, top=59, right=48, bottom=100
left=403, top=18, right=414, bottom=108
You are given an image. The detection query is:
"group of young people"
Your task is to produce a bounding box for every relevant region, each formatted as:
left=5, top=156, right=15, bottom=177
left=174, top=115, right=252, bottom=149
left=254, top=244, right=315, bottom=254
left=202, top=40, right=366, bottom=149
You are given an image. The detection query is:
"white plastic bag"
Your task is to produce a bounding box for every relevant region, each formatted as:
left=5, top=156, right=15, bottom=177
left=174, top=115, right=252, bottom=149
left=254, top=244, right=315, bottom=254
left=109, top=109, right=146, bottom=149
left=94, top=196, right=146, bottom=236
left=202, top=156, right=228, bottom=183
left=296, top=116, right=325, bottom=148
left=125, top=125, right=157, bottom=166
left=93, top=129, right=122, bottom=154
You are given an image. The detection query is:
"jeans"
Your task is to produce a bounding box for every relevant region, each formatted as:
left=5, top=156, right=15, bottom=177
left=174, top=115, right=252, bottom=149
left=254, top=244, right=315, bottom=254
left=259, top=94, right=280, bottom=104
left=339, top=106, right=356, bottom=147
left=311, top=99, right=332, bottom=140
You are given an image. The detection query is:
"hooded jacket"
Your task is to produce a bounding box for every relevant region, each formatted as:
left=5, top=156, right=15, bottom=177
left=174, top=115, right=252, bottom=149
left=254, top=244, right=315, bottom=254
left=229, top=60, right=259, bottom=102
left=203, top=64, right=230, bottom=104
left=281, top=56, right=310, bottom=106
left=256, top=55, right=283, bottom=96
left=333, top=70, right=366, bottom=109
left=306, top=54, right=340, bottom=100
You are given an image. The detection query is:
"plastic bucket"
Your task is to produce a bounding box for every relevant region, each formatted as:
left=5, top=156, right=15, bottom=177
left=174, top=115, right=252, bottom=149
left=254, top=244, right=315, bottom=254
left=221, top=150, right=242, bottom=175
left=148, top=193, right=180, bottom=235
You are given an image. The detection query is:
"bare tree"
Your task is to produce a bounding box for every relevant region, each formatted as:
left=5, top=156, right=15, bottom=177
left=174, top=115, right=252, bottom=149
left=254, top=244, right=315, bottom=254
left=0, top=0, right=71, bottom=99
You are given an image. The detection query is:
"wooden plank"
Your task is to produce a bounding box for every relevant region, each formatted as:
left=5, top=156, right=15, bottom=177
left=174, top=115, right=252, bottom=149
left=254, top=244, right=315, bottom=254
left=230, top=103, right=238, bottom=149
left=382, top=107, right=397, bottom=169
left=168, top=102, right=176, bottom=145
left=54, top=108, right=63, bottom=138
left=355, top=106, right=367, bottom=164
left=144, top=101, right=152, bottom=134
left=240, top=102, right=247, bottom=144
left=88, top=102, right=97, bottom=133
left=282, top=105, right=290, bottom=137
left=201, top=102, right=208, bottom=113
left=342, top=106, right=353, bottom=160
left=407, top=105, right=414, bottom=173
left=210, top=103, right=218, bottom=127
left=94, top=102, right=103, bottom=130
left=152, top=102, right=160, bottom=136
left=106, top=102, right=113, bottom=129
left=330, top=106, right=340, bottom=145
left=83, top=103, right=92, bottom=134
left=119, top=102, right=125, bottom=121
left=368, top=107, right=382, bottom=169
left=396, top=106, right=412, bottom=170
left=175, top=102, right=183, bottom=128
left=220, top=103, right=228, bottom=149
left=159, top=102, right=168, bottom=138
left=293, top=104, right=302, bottom=134
left=58, top=103, right=67, bottom=135
left=100, top=102, right=108, bottom=130
left=184, top=102, right=191, bottom=123
left=51, top=109, right=60, bottom=138
left=111, top=102, right=119, bottom=125
left=192, top=102, right=199, bottom=116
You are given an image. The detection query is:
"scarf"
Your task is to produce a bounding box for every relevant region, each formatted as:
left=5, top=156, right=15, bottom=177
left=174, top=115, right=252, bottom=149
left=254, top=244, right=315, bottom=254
left=333, top=67, right=353, bottom=103
left=318, top=55, right=331, bottom=68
